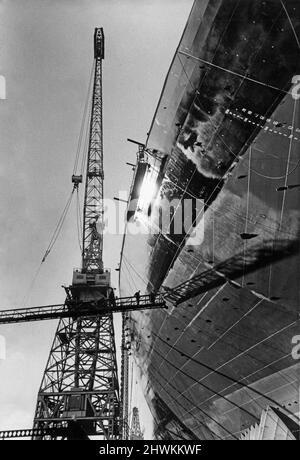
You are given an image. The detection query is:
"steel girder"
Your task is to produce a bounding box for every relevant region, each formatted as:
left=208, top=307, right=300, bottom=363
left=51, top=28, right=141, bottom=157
left=33, top=311, right=121, bottom=439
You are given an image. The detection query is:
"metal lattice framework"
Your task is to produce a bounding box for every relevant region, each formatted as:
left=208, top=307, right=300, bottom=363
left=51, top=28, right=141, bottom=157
left=33, top=313, right=120, bottom=438
left=120, top=312, right=130, bottom=439
left=83, top=28, right=104, bottom=273
left=33, top=28, right=121, bottom=439
left=130, top=407, right=143, bottom=440
left=0, top=294, right=166, bottom=325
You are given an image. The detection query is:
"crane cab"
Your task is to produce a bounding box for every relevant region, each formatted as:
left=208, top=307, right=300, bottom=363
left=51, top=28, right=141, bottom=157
left=72, top=268, right=111, bottom=287
left=63, top=388, right=87, bottom=419
left=62, top=387, right=95, bottom=434
left=71, top=268, right=111, bottom=303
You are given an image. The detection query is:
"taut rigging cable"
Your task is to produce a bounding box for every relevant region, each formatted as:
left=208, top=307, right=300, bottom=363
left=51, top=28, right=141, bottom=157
left=21, top=62, right=95, bottom=306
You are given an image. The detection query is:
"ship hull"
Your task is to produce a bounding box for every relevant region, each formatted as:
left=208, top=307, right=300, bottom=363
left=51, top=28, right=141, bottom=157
left=120, top=0, right=300, bottom=440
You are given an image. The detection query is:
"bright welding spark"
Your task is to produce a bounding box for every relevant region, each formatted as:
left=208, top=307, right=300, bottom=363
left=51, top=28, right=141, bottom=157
left=136, top=172, right=157, bottom=215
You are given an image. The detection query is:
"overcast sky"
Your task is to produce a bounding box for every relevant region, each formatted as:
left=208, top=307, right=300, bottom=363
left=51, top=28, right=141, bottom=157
left=0, top=0, right=193, bottom=438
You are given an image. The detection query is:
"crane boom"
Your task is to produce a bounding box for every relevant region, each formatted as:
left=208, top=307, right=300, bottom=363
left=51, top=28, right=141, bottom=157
left=82, top=28, right=105, bottom=272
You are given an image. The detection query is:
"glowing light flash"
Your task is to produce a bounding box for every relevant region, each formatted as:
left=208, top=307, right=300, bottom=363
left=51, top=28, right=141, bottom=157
left=136, top=171, right=157, bottom=217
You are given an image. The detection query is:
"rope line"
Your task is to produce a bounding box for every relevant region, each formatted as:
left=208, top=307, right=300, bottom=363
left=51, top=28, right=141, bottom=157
left=76, top=188, right=83, bottom=253
left=73, top=61, right=95, bottom=176
left=41, top=188, right=75, bottom=264
left=179, top=51, right=289, bottom=95
left=280, top=0, right=300, bottom=51
left=148, top=365, right=227, bottom=440
left=152, top=334, right=298, bottom=420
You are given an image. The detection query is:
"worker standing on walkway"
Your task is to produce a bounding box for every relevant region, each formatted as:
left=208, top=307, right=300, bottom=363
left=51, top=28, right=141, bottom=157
left=134, top=290, right=141, bottom=306
left=150, top=291, right=156, bottom=304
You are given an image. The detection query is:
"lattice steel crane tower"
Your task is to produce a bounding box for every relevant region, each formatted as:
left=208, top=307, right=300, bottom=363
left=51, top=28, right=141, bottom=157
left=33, top=28, right=121, bottom=439
left=130, top=407, right=143, bottom=440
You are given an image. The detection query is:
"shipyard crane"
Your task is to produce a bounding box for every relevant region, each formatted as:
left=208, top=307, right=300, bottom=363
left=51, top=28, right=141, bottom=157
left=30, top=28, right=167, bottom=440
left=130, top=407, right=143, bottom=440
left=0, top=28, right=165, bottom=441
left=31, top=27, right=122, bottom=440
